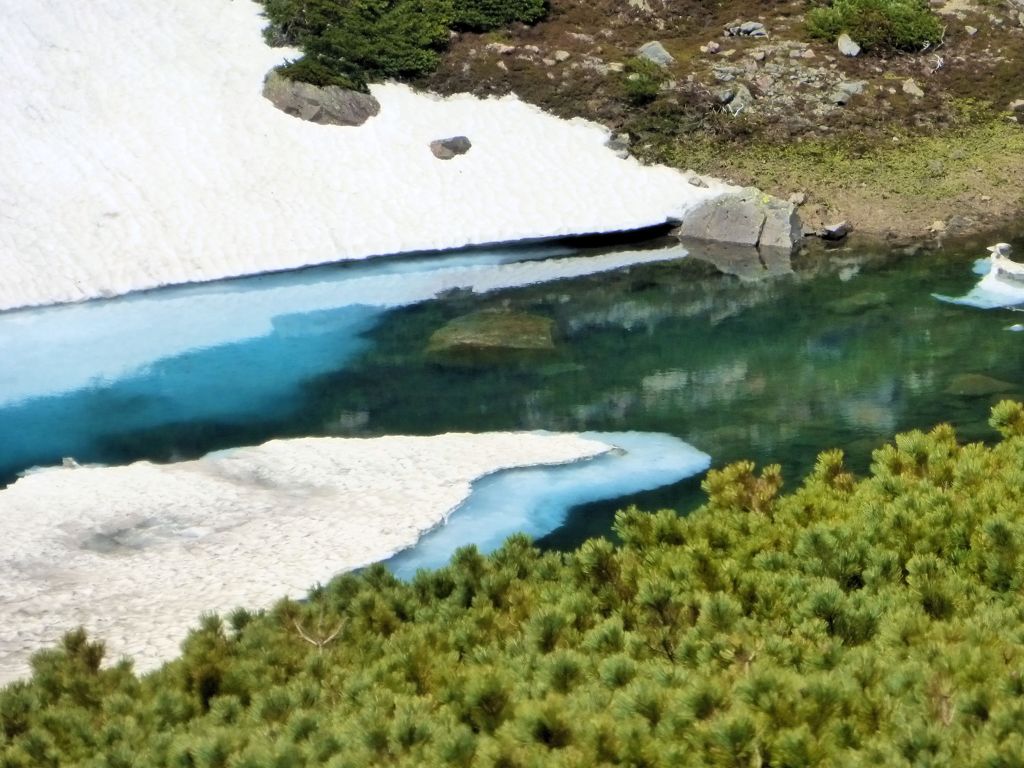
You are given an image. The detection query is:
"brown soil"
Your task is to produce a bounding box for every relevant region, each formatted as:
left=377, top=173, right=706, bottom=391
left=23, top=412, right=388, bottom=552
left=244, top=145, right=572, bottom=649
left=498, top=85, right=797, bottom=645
left=420, top=0, right=1024, bottom=239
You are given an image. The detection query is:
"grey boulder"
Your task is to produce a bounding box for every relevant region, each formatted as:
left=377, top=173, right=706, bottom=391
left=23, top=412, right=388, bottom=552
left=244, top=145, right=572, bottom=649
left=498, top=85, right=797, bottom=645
left=262, top=70, right=380, bottom=126
left=430, top=136, right=473, bottom=160
left=819, top=221, right=852, bottom=240
left=605, top=132, right=632, bottom=159
left=637, top=41, right=675, bottom=67
left=725, top=20, right=769, bottom=37
left=675, top=188, right=801, bottom=251
left=831, top=80, right=867, bottom=105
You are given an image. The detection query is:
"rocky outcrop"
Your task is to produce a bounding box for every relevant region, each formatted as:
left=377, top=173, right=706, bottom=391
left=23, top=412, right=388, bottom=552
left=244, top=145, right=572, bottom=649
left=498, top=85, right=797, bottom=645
left=674, top=188, right=802, bottom=251
left=262, top=70, right=380, bottom=126
left=430, top=136, right=472, bottom=159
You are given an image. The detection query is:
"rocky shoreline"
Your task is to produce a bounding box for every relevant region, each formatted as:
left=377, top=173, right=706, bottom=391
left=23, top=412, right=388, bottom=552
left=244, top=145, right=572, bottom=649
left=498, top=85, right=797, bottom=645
left=420, top=0, right=1024, bottom=241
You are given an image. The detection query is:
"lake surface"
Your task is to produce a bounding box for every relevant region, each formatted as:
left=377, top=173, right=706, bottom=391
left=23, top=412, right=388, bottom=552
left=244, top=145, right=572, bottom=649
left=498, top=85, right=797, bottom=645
left=2, top=232, right=1023, bottom=553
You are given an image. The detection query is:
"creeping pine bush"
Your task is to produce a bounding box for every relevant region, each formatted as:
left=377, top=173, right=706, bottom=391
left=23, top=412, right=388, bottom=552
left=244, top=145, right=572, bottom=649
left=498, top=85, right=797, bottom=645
left=452, top=0, right=546, bottom=30
left=622, top=57, right=668, bottom=106
left=258, top=0, right=548, bottom=91
left=806, top=0, right=944, bottom=52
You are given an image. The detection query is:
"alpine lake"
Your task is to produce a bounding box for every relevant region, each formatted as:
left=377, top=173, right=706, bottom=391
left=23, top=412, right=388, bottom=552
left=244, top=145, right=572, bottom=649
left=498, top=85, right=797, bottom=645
left=3, top=229, right=1023, bottom=563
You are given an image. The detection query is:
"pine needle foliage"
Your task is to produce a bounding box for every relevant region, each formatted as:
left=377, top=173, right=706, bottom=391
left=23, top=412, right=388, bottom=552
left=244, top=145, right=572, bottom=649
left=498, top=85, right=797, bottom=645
left=7, top=402, right=1024, bottom=765
left=257, top=0, right=547, bottom=91
left=805, top=0, right=943, bottom=52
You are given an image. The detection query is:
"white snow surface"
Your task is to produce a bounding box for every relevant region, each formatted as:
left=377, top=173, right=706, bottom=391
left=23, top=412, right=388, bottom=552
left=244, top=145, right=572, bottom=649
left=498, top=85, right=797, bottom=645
left=0, top=0, right=730, bottom=312
left=0, top=432, right=608, bottom=683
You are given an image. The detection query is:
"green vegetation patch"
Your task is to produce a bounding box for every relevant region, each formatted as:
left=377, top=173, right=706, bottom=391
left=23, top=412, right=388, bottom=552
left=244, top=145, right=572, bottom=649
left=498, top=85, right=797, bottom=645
left=9, top=403, right=1024, bottom=765
left=806, top=0, right=944, bottom=52
left=452, top=0, right=546, bottom=31
left=644, top=115, right=1024, bottom=204
left=258, top=0, right=547, bottom=91
left=621, top=57, right=669, bottom=107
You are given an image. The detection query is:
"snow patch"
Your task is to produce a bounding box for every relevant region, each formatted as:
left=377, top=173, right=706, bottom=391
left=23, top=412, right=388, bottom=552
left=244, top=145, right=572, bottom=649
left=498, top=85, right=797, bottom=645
left=0, top=432, right=610, bottom=683
left=0, top=0, right=730, bottom=312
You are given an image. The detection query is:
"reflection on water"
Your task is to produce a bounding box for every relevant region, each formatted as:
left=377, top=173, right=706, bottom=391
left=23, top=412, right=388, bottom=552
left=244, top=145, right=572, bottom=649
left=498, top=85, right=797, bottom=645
left=2, top=233, right=1023, bottom=553
left=299, top=235, right=1024, bottom=546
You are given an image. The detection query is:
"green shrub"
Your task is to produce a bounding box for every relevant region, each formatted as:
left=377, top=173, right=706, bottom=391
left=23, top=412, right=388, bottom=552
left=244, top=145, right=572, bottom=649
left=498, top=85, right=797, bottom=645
left=273, top=56, right=364, bottom=90
left=452, top=0, right=546, bottom=30
left=806, top=0, right=944, bottom=52
left=621, top=57, right=667, bottom=106
left=258, top=0, right=548, bottom=88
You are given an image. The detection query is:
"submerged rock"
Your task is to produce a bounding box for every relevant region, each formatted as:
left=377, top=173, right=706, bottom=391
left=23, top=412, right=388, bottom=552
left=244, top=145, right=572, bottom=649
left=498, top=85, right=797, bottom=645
left=262, top=70, right=380, bottom=127
left=945, top=373, right=1016, bottom=397
left=675, top=188, right=801, bottom=251
left=828, top=290, right=890, bottom=315
left=427, top=310, right=556, bottom=364
left=430, top=136, right=472, bottom=159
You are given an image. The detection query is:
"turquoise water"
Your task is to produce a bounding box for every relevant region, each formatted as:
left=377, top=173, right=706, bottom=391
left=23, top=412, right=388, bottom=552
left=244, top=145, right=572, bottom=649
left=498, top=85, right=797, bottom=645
left=383, top=431, right=710, bottom=578
left=2, top=233, right=1023, bottom=553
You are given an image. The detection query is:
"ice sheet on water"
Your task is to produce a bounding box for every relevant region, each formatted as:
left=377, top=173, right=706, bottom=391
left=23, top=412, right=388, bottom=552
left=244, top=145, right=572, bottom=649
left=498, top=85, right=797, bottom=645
left=934, top=269, right=1024, bottom=310
left=385, top=431, right=711, bottom=579
left=0, top=243, right=691, bottom=479
left=0, top=243, right=688, bottom=409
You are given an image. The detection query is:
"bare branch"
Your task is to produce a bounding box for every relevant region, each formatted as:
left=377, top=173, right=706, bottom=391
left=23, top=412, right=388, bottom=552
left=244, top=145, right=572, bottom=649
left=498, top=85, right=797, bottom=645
left=293, top=617, right=345, bottom=653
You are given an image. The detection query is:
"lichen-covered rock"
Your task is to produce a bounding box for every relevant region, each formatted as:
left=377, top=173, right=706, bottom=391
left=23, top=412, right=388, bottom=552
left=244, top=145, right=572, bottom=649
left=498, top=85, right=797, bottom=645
left=760, top=195, right=802, bottom=249
left=831, top=80, right=867, bottom=105
left=902, top=78, right=925, bottom=98
left=725, top=20, right=768, bottom=37
left=262, top=70, right=380, bottom=126
left=675, top=188, right=801, bottom=251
